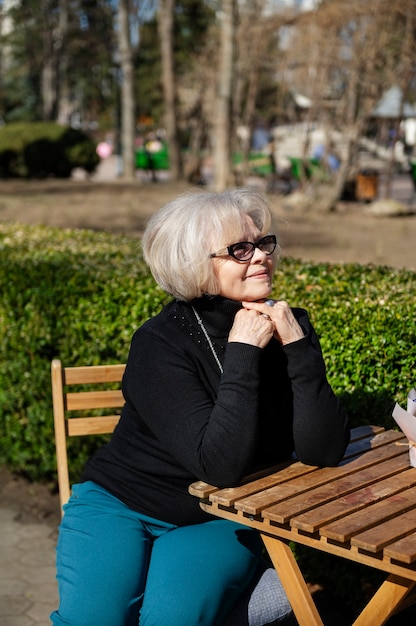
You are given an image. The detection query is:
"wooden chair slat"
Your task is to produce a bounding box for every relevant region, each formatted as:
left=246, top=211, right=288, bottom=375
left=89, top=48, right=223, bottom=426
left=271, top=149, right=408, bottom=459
left=66, top=390, right=125, bottom=410
left=51, top=359, right=126, bottom=515
left=63, top=364, right=125, bottom=385
left=67, top=415, right=121, bottom=436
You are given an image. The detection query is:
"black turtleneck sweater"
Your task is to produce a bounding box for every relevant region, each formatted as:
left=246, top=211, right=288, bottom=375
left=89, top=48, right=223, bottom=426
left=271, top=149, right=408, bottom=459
left=82, top=297, right=349, bottom=526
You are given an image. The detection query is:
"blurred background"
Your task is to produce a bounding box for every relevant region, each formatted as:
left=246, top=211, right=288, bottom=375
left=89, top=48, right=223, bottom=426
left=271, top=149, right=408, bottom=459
left=1, top=0, right=416, bottom=205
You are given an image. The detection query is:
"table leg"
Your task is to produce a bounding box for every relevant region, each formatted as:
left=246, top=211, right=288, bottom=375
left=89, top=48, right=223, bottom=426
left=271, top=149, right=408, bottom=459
left=351, top=574, right=415, bottom=626
left=260, top=533, right=324, bottom=626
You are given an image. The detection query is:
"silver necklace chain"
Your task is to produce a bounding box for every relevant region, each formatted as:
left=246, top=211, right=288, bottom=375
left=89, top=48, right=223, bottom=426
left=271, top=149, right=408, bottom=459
left=191, top=306, right=224, bottom=374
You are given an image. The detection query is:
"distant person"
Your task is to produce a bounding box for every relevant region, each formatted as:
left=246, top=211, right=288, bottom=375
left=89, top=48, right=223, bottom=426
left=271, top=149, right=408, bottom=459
left=251, top=124, right=272, bottom=152
left=144, top=132, right=163, bottom=182
left=312, top=143, right=340, bottom=172
left=96, top=140, right=113, bottom=159
left=51, top=188, right=349, bottom=626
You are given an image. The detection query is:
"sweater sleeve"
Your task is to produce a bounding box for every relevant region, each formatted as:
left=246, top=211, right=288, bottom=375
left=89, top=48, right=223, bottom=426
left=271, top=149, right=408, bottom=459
left=283, top=309, right=350, bottom=466
left=122, top=325, right=264, bottom=487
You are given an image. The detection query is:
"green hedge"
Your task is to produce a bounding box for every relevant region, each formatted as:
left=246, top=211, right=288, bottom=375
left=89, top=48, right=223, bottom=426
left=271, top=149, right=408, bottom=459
left=0, top=122, right=100, bottom=178
left=0, top=222, right=414, bottom=486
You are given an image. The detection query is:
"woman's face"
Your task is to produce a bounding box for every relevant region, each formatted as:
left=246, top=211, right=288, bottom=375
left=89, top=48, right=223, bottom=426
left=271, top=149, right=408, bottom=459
left=211, top=216, right=276, bottom=302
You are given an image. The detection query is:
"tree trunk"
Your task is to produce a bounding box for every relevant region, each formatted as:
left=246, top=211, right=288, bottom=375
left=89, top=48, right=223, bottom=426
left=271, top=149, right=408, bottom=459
left=56, top=0, right=71, bottom=126
left=384, top=6, right=414, bottom=199
left=213, top=0, right=235, bottom=191
left=234, top=2, right=267, bottom=183
left=118, top=0, right=136, bottom=181
left=41, top=59, right=55, bottom=121
left=41, top=2, right=55, bottom=121
left=158, top=0, right=182, bottom=181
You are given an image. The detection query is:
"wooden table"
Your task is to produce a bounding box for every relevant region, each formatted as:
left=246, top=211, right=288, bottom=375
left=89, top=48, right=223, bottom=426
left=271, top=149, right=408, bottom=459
left=189, top=426, right=416, bottom=626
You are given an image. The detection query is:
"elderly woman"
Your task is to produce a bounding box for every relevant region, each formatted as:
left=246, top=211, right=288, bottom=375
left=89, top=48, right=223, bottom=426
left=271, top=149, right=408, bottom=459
left=51, top=188, right=349, bottom=626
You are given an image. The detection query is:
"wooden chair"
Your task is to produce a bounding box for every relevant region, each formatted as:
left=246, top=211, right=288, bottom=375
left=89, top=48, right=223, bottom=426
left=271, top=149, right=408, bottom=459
left=51, top=358, right=126, bottom=515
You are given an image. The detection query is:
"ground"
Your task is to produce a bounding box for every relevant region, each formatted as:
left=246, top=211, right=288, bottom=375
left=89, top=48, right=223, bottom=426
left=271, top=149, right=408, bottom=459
left=0, top=466, right=61, bottom=529
left=1, top=176, right=415, bottom=625
left=0, top=176, right=415, bottom=271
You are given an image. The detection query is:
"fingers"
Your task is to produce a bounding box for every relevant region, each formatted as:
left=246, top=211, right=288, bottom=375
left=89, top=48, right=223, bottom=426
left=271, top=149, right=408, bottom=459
left=242, top=300, right=305, bottom=345
left=261, top=299, right=275, bottom=318
left=229, top=308, right=274, bottom=349
left=241, top=299, right=284, bottom=317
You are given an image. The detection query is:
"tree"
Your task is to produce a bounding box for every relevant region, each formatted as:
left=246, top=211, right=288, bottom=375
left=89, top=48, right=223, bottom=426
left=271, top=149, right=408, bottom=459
left=278, top=0, right=416, bottom=209
left=213, top=0, right=236, bottom=190
left=117, top=0, right=136, bottom=180
left=0, top=0, right=115, bottom=127
left=0, top=0, right=48, bottom=121
left=136, top=0, right=214, bottom=181
left=209, top=0, right=286, bottom=189
left=55, top=0, right=71, bottom=124
left=157, top=0, right=182, bottom=180
left=231, top=1, right=284, bottom=181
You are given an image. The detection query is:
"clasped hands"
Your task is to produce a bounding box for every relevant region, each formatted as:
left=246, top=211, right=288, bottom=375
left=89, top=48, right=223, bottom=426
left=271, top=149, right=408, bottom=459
left=228, top=299, right=305, bottom=348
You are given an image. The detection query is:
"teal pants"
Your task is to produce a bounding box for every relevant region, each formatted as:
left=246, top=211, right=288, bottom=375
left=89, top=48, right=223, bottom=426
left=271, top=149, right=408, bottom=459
left=50, top=482, right=263, bottom=626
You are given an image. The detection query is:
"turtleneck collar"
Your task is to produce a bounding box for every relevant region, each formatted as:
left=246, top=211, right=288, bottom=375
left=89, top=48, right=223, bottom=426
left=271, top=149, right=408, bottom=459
left=186, top=295, right=242, bottom=338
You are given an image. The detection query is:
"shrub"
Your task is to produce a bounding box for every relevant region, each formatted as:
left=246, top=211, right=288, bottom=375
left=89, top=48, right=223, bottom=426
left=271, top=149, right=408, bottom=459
left=0, top=122, right=100, bottom=178
left=274, top=261, right=415, bottom=428
left=0, top=222, right=414, bottom=485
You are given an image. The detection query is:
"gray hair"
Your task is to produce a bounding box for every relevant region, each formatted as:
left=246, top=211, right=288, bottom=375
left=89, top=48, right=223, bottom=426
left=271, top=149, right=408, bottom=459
left=142, top=187, right=277, bottom=301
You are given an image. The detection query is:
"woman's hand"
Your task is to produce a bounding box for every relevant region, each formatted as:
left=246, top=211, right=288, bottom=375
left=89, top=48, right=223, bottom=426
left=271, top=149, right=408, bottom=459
left=228, top=307, right=274, bottom=349
left=241, top=300, right=305, bottom=346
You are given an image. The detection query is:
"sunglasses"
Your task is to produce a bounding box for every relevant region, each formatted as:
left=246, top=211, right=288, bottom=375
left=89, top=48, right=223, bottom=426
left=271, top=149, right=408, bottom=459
left=210, top=234, right=277, bottom=262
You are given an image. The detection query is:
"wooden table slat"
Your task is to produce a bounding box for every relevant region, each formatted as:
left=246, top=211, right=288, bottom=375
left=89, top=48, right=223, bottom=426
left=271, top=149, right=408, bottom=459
left=232, top=440, right=406, bottom=517
left=351, top=508, right=416, bottom=553
left=321, top=484, right=416, bottom=544
left=341, top=429, right=404, bottom=461
left=261, top=453, right=408, bottom=524
left=209, top=462, right=317, bottom=506
left=188, top=481, right=219, bottom=498
left=292, top=467, right=416, bottom=533
left=384, top=532, right=416, bottom=564
left=347, top=424, right=385, bottom=440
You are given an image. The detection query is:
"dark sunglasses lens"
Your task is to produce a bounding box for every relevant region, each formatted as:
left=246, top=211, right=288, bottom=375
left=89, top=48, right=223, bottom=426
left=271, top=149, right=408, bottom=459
left=259, top=236, right=276, bottom=254
left=230, top=242, right=254, bottom=260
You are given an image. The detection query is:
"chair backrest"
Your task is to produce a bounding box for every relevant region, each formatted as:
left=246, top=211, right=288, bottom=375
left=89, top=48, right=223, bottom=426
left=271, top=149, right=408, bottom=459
left=51, top=358, right=126, bottom=515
